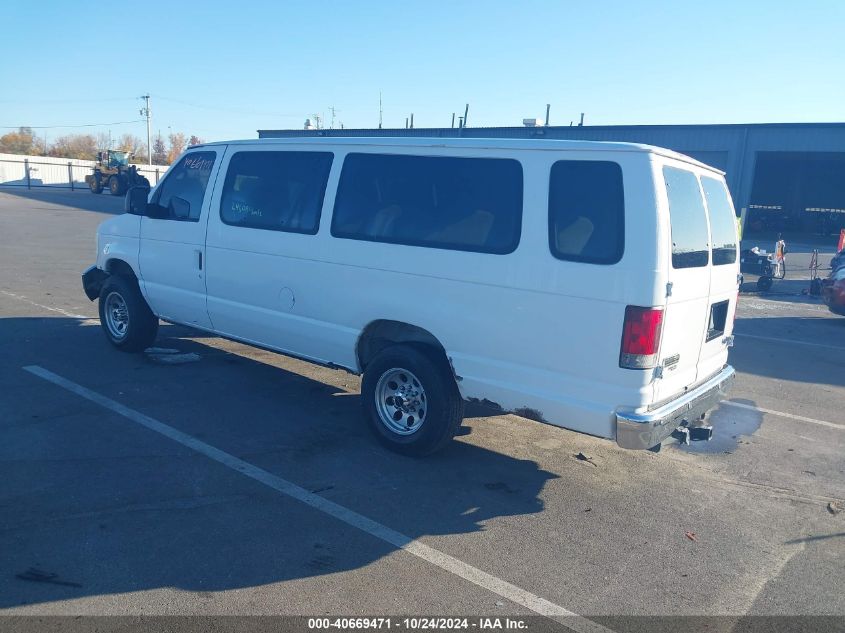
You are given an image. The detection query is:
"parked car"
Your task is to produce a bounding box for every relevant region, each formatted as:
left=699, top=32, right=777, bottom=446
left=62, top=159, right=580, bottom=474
left=82, top=138, right=739, bottom=455
left=822, top=266, right=845, bottom=316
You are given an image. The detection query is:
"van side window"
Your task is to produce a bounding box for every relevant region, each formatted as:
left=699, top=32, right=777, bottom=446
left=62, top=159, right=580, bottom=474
left=220, top=151, right=333, bottom=234
left=548, top=160, right=624, bottom=264
left=701, top=176, right=738, bottom=265
left=149, top=151, right=216, bottom=222
left=331, top=153, right=523, bottom=254
left=663, top=166, right=710, bottom=268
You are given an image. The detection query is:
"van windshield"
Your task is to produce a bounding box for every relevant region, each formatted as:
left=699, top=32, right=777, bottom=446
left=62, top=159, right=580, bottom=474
left=701, top=176, right=738, bottom=265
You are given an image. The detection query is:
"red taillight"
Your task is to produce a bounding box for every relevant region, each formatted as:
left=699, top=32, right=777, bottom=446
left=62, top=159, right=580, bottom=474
left=620, top=306, right=664, bottom=369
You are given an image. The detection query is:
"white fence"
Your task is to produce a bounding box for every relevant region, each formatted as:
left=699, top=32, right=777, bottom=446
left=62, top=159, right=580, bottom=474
left=0, top=153, right=169, bottom=190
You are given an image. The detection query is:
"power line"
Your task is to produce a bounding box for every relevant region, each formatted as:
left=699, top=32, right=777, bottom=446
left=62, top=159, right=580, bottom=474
left=0, top=120, right=144, bottom=130
left=152, top=94, right=301, bottom=118
left=0, top=97, right=137, bottom=105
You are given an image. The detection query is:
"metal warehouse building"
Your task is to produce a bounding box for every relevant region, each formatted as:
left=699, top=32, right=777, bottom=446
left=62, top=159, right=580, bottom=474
left=258, top=122, right=845, bottom=239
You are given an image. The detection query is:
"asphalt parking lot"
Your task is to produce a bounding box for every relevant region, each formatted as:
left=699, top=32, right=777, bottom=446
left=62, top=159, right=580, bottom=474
left=1, top=189, right=843, bottom=629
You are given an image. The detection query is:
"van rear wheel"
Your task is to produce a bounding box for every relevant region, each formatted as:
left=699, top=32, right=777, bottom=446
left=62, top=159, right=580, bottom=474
left=362, top=346, right=464, bottom=456
left=98, top=275, right=158, bottom=352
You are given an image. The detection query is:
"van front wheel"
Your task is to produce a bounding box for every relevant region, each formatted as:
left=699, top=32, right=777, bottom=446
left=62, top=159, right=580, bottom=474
left=362, top=346, right=464, bottom=456
left=98, top=275, right=158, bottom=352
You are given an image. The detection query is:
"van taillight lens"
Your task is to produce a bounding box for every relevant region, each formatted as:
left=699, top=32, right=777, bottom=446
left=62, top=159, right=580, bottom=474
left=620, top=306, right=664, bottom=369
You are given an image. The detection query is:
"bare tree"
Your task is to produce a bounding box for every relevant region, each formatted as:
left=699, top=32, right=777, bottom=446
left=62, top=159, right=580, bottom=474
left=48, top=134, right=98, bottom=160
left=96, top=132, right=111, bottom=151
left=0, top=127, right=41, bottom=155
left=166, top=132, right=187, bottom=164
left=151, top=135, right=167, bottom=165
left=117, top=134, right=148, bottom=162
left=188, top=135, right=204, bottom=147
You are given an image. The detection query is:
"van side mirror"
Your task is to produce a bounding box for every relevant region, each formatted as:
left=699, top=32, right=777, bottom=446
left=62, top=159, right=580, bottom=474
left=126, top=186, right=150, bottom=215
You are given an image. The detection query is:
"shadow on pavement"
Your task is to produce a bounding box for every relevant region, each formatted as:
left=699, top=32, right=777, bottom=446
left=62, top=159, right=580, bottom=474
left=730, top=315, right=845, bottom=387
left=0, top=317, right=558, bottom=609
left=0, top=188, right=125, bottom=216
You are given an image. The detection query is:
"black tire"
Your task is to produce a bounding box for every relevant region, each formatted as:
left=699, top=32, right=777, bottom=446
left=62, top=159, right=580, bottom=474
left=361, top=345, right=464, bottom=456
left=98, top=275, right=158, bottom=352
left=757, top=276, right=773, bottom=292
left=90, top=178, right=102, bottom=194
left=108, top=175, right=124, bottom=196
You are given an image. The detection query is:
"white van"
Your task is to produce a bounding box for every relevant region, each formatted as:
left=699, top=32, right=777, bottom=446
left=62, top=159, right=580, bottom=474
left=82, top=138, right=739, bottom=455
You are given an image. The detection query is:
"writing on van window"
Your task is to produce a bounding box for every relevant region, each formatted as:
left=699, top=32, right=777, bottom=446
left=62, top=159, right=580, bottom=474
left=220, top=151, right=333, bottom=234
left=548, top=160, right=624, bottom=264
left=184, top=156, right=215, bottom=171
left=701, top=176, right=738, bottom=265
left=663, top=166, right=710, bottom=269
left=150, top=151, right=216, bottom=222
left=331, top=153, right=523, bottom=254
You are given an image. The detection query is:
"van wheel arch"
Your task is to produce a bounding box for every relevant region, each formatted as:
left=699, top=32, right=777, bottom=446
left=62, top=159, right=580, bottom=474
left=105, top=258, right=138, bottom=280
left=356, top=320, right=452, bottom=374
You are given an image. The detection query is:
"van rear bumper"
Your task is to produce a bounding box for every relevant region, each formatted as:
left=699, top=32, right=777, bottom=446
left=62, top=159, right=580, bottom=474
left=615, top=366, right=735, bottom=450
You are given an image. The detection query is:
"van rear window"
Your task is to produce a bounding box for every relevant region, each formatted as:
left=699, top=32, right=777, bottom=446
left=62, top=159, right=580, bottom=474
left=663, top=166, right=710, bottom=269
left=548, top=160, right=624, bottom=264
left=701, top=176, right=738, bottom=265
left=331, top=153, right=523, bottom=254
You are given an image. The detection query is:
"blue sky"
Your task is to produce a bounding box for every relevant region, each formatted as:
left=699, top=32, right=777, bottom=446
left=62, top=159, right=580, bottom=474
left=2, top=0, right=843, bottom=144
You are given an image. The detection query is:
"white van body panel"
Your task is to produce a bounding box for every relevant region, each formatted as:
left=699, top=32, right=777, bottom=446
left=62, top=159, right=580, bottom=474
left=95, top=213, right=141, bottom=276
left=651, top=156, right=738, bottom=404
left=138, top=148, right=225, bottom=329
left=89, top=137, right=738, bottom=449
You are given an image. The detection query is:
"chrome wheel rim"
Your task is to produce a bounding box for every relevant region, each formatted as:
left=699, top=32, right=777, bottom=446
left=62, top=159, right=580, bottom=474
left=104, top=291, right=129, bottom=340
left=374, top=368, right=427, bottom=435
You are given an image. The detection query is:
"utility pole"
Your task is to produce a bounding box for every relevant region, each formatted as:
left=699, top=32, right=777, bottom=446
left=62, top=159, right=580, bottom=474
left=463, top=103, right=469, bottom=128
left=140, top=94, right=152, bottom=165
left=379, top=92, right=383, bottom=129
left=329, top=105, right=339, bottom=129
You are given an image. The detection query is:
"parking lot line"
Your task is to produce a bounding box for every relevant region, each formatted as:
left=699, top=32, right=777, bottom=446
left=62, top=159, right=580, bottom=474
left=723, top=400, right=844, bottom=430
left=1, top=290, right=92, bottom=320
left=734, top=332, right=845, bottom=352
left=22, top=364, right=612, bottom=633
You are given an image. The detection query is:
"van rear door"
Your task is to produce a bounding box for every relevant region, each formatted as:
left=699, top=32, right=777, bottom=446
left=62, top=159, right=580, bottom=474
left=695, top=175, right=739, bottom=379
left=653, top=165, right=713, bottom=403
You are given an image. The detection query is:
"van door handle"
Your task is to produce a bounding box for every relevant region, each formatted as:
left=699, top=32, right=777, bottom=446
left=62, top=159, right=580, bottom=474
left=196, top=249, right=203, bottom=270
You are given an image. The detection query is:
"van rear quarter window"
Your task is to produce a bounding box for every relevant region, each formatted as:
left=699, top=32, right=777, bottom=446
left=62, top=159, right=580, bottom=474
left=701, top=176, right=738, bottom=265
left=663, top=166, right=710, bottom=268
left=331, top=153, right=523, bottom=254
left=548, top=160, right=624, bottom=264
left=220, top=151, right=333, bottom=234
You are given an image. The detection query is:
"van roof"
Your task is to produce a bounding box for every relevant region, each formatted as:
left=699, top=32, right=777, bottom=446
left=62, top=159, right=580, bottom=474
left=196, top=137, right=723, bottom=174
